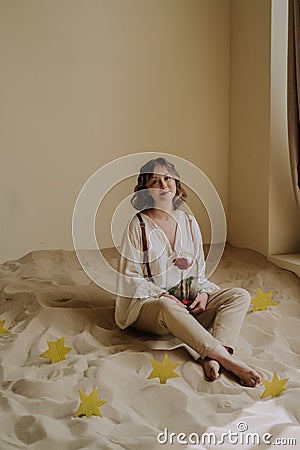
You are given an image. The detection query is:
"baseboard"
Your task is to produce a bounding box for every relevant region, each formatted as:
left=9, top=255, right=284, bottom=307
left=267, top=253, right=300, bottom=278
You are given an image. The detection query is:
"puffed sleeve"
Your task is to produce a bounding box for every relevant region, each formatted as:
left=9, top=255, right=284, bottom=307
left=114, top=215, right=166, bottom=329
left=190, top=216, right=220, bottom=295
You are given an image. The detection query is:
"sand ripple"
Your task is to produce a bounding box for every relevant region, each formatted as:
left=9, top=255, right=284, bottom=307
left=0, top=245, right=299, bottom=449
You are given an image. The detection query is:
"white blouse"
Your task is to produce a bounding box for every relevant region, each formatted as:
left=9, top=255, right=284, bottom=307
left=114, top=210, right=219, bottom=329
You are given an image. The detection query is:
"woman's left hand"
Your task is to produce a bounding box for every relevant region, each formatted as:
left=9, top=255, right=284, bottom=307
left=187, top=292, right=208, bottom=315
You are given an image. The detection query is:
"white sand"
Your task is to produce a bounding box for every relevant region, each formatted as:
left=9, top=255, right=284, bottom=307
left=0, top=244, right=300, bottom=450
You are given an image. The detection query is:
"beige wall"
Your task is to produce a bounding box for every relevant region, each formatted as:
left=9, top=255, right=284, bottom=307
left=229, top=0, right=271, bottom=256
left=229, top=0, right=300, bottom=256
left=2, top=0, right=298, bottom=263
left=0, top=0, right=230, bottom=262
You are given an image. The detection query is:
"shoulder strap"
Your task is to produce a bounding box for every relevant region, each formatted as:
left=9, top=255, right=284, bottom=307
left=185, top=212, right=194, bottom=243
left=136, top=213, right=154, bottom=282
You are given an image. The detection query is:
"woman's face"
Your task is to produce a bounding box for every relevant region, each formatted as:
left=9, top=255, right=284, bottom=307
left=145, top=164, right=177, bottom=207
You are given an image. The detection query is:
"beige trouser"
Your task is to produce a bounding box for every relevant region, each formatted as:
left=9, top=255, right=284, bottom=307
left=132, top=287, right=251, bottom=359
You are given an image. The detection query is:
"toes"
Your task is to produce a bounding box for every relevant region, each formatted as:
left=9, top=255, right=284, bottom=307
left=238, top=370, right=261, bottom=387
left=211, top=367, right=220, bottom=380
left=210, top=364, right=220, bottom=381
left=208, top=373, right=219, bottom=381
left=200, top=358, right=220, bottom=382
left=240, top=377, right=255, bottom=387
left=250, top=371, right=261, bottom=384
left=245, top=373, right=261, bottom=387
left=249, top=378, right=257, bottom=387
left=209, top=372, right=217, bottom=381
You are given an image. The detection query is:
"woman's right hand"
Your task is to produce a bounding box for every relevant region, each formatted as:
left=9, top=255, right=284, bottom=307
left=159, top=292, right=187, bottom=308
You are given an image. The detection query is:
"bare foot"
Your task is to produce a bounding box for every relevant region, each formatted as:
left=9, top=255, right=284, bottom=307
left=208, top=345, right=261, bottom=387
left=218, top=356, right=261, bottom=387
left=198, top=358, right=220, bottom=381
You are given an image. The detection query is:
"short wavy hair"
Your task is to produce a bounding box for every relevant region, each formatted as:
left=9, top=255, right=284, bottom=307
left=131, top=157, right=187, bottom=211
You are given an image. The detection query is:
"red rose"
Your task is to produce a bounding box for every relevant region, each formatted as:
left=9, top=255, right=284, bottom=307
left=173, top=257, right=192, bottom=270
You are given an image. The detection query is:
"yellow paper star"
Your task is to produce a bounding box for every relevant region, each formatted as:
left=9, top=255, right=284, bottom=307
left=251, top=288, right=278, bottom=311
left=261, top=371, right=289, bottom=398
left=74, top=387, right=106, bottom=418
left=147, top=354, right=182, bottom=384
left=0, top=320, right=10, bottom=335
left=40, top=336, right=71, bottom=363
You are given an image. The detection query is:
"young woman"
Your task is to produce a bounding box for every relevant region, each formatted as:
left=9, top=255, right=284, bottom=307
left=115, top=157, right=261, bottom=386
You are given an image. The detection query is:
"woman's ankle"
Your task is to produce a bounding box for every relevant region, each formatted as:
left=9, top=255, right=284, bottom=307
left=207, top=344, right=229, bottom=362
